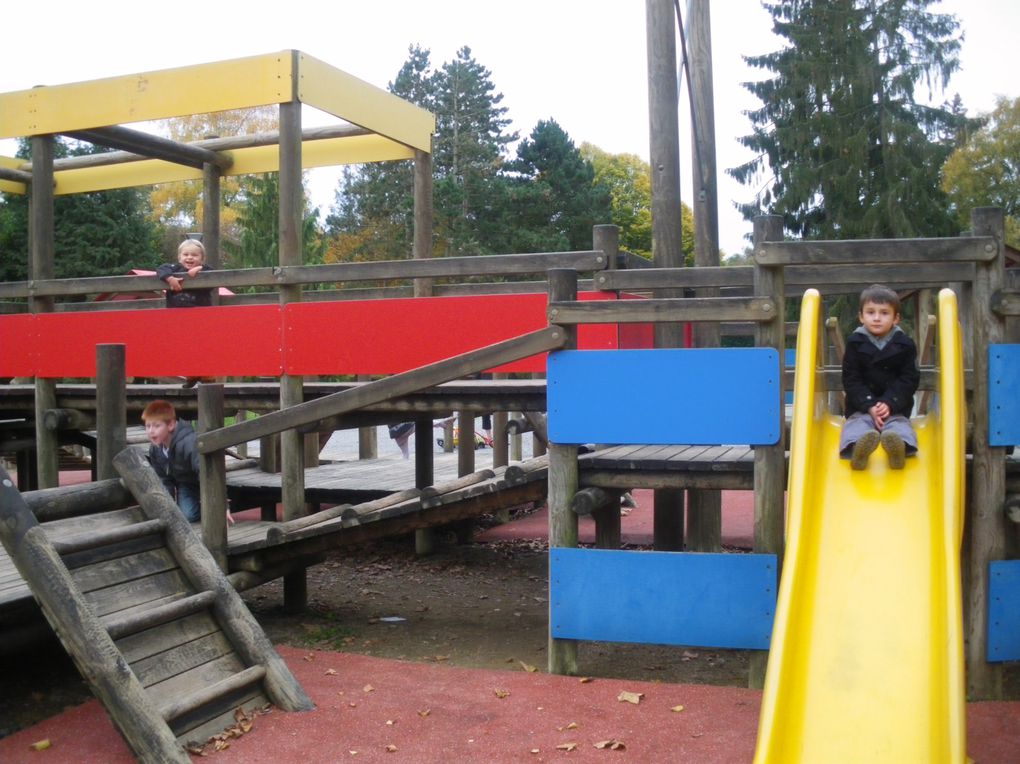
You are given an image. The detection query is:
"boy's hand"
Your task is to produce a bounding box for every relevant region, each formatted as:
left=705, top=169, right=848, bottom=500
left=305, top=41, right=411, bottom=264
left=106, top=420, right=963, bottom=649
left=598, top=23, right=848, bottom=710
left=869, top=402, right=890, bottom=429
left=166, top=275, right=184, bottom=292
left=186, top=266, right=203, bottom=278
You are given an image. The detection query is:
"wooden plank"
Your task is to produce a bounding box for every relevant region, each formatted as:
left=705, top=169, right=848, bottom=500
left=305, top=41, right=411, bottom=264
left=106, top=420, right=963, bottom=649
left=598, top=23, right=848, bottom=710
left=71, top=546, right=178, bottom=594
left=171, top=689, right=268, bottom=746
left=133, top=631, right=237, bottom=688
left=755, top=236, right=996, bottom=265
left=85, top=568, right=194, bottom=618
left=116, top=612, right=221, bottom=663
left=596, top=262, right=977, bottom=292
left=549, top=296, right=776, bottom=324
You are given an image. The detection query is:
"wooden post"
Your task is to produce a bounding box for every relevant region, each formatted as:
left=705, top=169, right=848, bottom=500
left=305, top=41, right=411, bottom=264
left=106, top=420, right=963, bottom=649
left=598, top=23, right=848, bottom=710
left=492, top=373, right=510, bottom=521
left=357, top=375, right=378, bottom=458
left=199, top=384, right=228, bottom=571
left=414, top=416, right=437, bottom=555
left=258, top=433, right=279, bottom=521
left=647, top=0, right=687, bottom=551
left=412, top=147, right=434, bottom=298
left=548, top=268, right=579, bottom=675
left=278, top=91, right=307, bottom=613
left=685, top=0, right=723, bottom=553
left=457, top=409, right=475, bottom=477
left=202, top=157, right=221, bottom=273
left=965, top=207, right=1007, bottom=699
left=31, top=134, right=59, bottom=489
left=95, top=345, right=127, bottom=482
left=750, top=214, right=787, bottom=689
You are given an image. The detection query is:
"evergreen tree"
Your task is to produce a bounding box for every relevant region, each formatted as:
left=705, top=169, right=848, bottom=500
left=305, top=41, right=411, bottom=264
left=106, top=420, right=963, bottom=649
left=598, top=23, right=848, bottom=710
left=729, top=0, right=968, bottom=241
left=0, top=138, right=161, bottom=284
left=431, top=46, right=517, bottom=257
left=501, top=120, right=612, bottom=253
left=225, top=173, right=325, bottom=274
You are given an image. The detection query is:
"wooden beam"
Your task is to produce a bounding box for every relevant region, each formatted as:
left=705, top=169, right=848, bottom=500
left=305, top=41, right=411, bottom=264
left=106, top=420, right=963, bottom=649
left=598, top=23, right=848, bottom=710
left=548, top=296, right=776, bottom=324
left=756, top=237, right=996, bottom=266
left=596, top=262, right=977, bottom=292
left=65, top=126, right=232, bottom=171
left=0, top=251, right=609, bottom=300
left=198, top=327, right=566, bottom=453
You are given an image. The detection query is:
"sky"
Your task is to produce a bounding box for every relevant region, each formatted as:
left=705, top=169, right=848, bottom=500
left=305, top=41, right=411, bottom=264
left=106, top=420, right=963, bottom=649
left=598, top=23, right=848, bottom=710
left=1, top=0, right=1016, bottom=258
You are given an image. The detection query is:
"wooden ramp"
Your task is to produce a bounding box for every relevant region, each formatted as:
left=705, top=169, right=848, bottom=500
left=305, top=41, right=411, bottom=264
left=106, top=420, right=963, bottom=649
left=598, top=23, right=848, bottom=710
left=0, top=451, right=312, bottom=763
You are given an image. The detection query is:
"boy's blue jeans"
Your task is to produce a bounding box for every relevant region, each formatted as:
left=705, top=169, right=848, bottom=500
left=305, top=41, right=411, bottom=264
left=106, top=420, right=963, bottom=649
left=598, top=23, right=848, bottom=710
left=176, top=484, right=201, bottom=522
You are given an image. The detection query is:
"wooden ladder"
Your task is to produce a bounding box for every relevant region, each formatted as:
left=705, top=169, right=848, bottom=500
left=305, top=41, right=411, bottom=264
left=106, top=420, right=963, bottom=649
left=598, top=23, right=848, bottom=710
left=0, top=449, right=312, bottom=763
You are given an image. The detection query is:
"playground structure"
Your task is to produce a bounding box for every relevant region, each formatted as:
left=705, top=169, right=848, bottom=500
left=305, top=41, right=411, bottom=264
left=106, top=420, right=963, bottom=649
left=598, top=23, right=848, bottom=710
left=0, top=48, right=1019, bottom=762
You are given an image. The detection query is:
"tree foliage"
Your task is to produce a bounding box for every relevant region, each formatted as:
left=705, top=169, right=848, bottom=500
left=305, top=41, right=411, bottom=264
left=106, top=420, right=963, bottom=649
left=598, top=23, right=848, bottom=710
left=327, top=46, right=632, bottom=265
left=149, top=107, right=278, bottom=256
left=0, top=138, right=160, bottom=283
left=499, top=120, right=612, bottom=253
left=941, top=95, right=1020, bottom=248
left=225, top=172, right=325, bottom=274
left=730, top=0, right=968, bottom=241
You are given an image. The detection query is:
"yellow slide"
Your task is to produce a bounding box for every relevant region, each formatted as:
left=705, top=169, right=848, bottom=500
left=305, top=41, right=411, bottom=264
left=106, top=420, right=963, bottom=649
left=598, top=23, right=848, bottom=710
left=753, top=288, right=967, bottom=763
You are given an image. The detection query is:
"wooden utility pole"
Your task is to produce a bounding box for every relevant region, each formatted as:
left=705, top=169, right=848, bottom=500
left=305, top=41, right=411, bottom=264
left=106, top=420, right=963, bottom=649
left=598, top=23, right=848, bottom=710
left=684, top=0, right=722, bottom=553
left=647, top=0, right=685, bottom=550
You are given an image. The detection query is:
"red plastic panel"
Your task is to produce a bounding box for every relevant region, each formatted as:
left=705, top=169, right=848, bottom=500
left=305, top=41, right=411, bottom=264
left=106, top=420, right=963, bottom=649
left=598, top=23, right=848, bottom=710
left=0, top=314, right=37, bottom=377
left=283, top=293, right=622, bottom=375
left=31, top=305, right=283, bottom=378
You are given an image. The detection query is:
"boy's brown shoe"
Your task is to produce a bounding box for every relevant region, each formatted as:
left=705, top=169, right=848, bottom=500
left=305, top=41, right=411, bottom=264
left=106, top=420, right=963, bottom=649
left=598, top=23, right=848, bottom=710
left=850, top=431, right=880, bottom=470
left=881, top=431, right=906, bottom=470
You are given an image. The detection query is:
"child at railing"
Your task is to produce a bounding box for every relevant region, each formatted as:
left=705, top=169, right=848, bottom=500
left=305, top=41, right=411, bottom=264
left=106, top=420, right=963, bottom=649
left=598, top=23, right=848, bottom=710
left=157, top=237, right=216, bottom=387
left=840, top=284, right=920, bottom=470
left=142, top=399, right=202, bottom=521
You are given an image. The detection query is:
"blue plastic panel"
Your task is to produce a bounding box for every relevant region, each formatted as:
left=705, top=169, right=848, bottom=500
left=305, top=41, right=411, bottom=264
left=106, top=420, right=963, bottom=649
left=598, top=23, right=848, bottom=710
left=550, top=548, right=776, bottom=650
left=547, top=348, right=781, bottom=445
left=989, top=345, right=1020, bottom=446
left=988, top=559, right=1020, bottom=661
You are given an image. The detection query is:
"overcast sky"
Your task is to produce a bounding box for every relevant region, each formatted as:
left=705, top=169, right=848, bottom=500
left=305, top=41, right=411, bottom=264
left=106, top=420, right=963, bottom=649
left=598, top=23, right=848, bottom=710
left=1, top=0, right=1016, bottom=258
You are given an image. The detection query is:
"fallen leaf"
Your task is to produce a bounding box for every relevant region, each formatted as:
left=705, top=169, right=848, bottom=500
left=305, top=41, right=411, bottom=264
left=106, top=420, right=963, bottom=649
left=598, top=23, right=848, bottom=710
left=579, top=677, right=593, bottom=683
left=519, top=660, right=538, bottom=673
left=324, top=668, right=338, bottom=676
left=303, top=653, right=315, bottom=662
left=386, top=719, right=395, bottom=725
left=530, top=749, right=541, bottom=754
left=556, top=742, right=579, bottom=751
left=494, top=688, right=511, bottom=698
left=671, top=704, right=686, bottom=713
left=417, top=708, right=431, bottom=718
left=363, top=684, right=374, bottom=693
left=29, top=739, right=51, bottom=751
left=385, top=744, right=398, bottom=752
left=617, top=690, right=644, bottom=704
left=594, top=739, right=627, bottom=750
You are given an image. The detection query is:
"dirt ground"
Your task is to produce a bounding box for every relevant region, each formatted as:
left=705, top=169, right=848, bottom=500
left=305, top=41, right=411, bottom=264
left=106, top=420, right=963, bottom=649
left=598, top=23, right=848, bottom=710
left=4, top=505, right=1016, bottom=743
left=0, top=508, right=751, bottom=740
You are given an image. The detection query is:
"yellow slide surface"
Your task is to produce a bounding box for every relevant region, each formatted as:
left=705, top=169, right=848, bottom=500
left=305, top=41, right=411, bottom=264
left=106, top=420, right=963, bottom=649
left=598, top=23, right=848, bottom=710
left=754, top=289, right=967, bottom=763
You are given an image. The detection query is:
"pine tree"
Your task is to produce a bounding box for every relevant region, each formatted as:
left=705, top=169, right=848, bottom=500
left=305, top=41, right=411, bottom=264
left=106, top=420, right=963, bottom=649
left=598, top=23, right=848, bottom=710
left=501, top=120, right=612, bottom=253
left=226, top=173, right=324, bottom=274
left=729, top=0, right=968, bottom=241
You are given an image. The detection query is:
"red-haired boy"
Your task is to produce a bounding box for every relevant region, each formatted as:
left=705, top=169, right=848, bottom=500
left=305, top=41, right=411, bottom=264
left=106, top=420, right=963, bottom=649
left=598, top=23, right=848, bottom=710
left=141, top=400, right=201, bottom=521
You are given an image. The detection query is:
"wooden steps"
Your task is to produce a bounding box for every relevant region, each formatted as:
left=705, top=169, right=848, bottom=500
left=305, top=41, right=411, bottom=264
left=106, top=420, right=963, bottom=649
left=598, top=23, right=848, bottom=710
left=0, top=451, right=312, bottom=762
